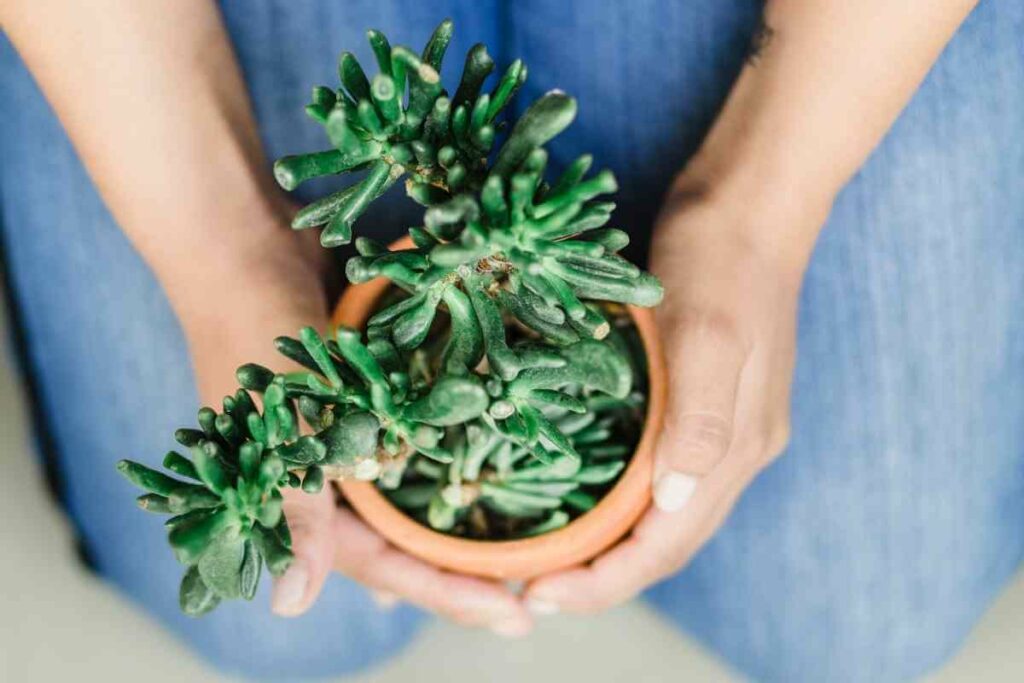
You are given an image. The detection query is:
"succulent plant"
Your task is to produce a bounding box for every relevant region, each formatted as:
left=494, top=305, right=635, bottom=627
left=118, top=19, right=662, bottom=614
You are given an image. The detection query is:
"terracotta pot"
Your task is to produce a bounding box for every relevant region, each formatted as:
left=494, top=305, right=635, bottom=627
left=332, top=237, right=666, bottom=580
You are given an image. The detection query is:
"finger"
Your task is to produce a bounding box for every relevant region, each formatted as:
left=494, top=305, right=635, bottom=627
left=331, top=507, right=533, bottom=637
left=653, top=309, right=748, bottom=512
left=526, top=459, right=753, bottom=614
left=370, top=589, right=400, bottom=610
left=270, top=485, right=338, bottom=617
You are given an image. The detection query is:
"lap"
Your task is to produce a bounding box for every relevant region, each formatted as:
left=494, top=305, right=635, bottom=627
left=620, top=3, right=1024, bottom=681
left=0, top=7, right=440, bottom=681
left=3, top=1, right=1023, bottom=681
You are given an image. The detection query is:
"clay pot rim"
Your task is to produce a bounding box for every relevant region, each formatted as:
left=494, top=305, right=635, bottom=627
left=332, top=237, right=666, bottom=579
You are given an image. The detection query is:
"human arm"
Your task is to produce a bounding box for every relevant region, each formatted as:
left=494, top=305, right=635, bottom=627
left=525, top=0, right=979, bottom=612
left=1, top=0, right=530, bottom=633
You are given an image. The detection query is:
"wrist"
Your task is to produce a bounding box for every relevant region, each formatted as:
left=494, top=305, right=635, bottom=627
left=665, top=49, right=847, bottom=261
left=163, top=201, right=329, bottom=315
left=663, top=146, right=834, bottom=277
left=167, top=217, right=331, bottom=404
left=180, top=275, right=329, bottom=406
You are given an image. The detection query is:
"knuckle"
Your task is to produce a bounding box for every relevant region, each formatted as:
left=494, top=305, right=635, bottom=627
left=650, top=553, right=683, bottom=580
left=571, top=598, right=612, bottom=616
left=445, top=607, right=487, bottom=626
left=283, top=516, right=315, bottom=545
left=765, top=422, right=792, bottom=460
left=736, top=421, right=791, bottom=467
left=671, top=412, right=733, bottom=471
left=628, top=547, right=682, bottom=585
left=345, top=565, right=371, bottom=584
left=674, top=307, right=752, bottom=357
left=587, top=590, right=635, bottom=614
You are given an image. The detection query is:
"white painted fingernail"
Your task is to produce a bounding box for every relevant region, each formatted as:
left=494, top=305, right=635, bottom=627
left=271, top=559, right=309, bottom=616
left=371, top=590, right=400, bottom=610
left=491, top=618, right=531, bottom=638
left=654, top=472, right=698, bottom=512
left=526, top=598, right=559, bottom=616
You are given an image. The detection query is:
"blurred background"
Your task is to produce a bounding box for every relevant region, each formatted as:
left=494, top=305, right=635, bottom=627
left=1, top=283, right=1021, bottom=682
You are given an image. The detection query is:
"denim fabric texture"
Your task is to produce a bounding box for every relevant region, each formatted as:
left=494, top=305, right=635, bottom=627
left=1, top=1, right=1021, bottom=681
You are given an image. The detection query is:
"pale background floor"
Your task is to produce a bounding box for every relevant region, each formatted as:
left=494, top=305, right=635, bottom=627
left=1, top=290, right=1021, bottom=683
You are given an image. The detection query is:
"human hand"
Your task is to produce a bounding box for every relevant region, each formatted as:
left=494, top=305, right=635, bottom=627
left=524, top=183, right=823, bottom=613
left=180, top=212, right=531, bottom=634
left=271, top=485, right=532, bottom=636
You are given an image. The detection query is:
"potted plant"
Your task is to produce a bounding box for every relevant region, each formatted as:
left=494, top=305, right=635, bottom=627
left=117, top=19, right=666, bottom=615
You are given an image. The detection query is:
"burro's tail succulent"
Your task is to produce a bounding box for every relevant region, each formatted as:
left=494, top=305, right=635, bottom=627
left=118, top=19, right=663, bottom=615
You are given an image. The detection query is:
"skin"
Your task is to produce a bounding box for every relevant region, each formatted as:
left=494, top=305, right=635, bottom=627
left=2, top=0, right=978, bottom=636
left=524, top=0, right=980, bottom=613
left=1, top=0, right=531, bottom=635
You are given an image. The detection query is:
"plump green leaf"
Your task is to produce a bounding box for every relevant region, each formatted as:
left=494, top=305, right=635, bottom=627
left=240, top=540, right=262, bottom=601
left=510, top=339, right=632, bottom=399
left=252, top=524, right=293, bottom=577
left=387, top=483, right=437, bottom=508
left=503, top=480, right=578, bottom=497
left=302, top=465, right=325, bottom=493
left=277, top=435, right=327, bottom=466
left=562, top=490, right=597, bottom=512
left=516, top=511, right=570, bottom=537
left=441, top=287, right=484, bottom=371
left=162, top=451, right=199, bottom=480
left=117, top=460, right=189, bottom=496
left=402, top=375, right=489, bottom=426
left=257, top=492, right=284, bottom=529
left=427, top=494, right=457, bottom=530
left=168, top=508, right=237, bottom=565
left=480, top=482, right=562, bottom=510
left=136, top=493, right=172, bottom=514
left=452, top=43, right=494, bottom=109
left=179, top=566, right=221, bottom=616
left=191, top=442, right=230, bottom=493
left=421, top=18, right=454, bottom=71
left=198, top=533, right=246, bottom=600
left=320, top=411, right=380, bottom=466
left=491, top=91, right=576, bottom=178
left=575, top=461, right=625, bottom=485
left=508, top=455, right=580, bottom=481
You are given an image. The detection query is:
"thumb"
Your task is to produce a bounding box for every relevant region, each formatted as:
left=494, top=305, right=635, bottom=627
left=653, top=317, right=747, bottom=512
left=270, top=485, right=338, bottom=617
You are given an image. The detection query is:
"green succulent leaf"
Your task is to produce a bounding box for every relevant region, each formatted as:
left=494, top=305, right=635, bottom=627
left=197, top=533, right=246, bottom=600
left=491, top=91, right=576, bottom=178
left=117, top=460, right=189, bottom=497
left=253, top=524, right=294, bottom=577
left=517, top=511, right=570, bottom=538
left=179, top=566, right=221, bottom=617
left=239, top=540, right=263, bottom=601
left=321, top=411, right=380, bottom=466
left=402, top=375, right=489, bottom=426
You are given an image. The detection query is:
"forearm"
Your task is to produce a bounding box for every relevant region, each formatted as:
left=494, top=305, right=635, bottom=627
left=677, top=0, right=978, bottom=259
left=1, top=1, right=306, bottom=303
left=3, top=0, right=323, bottom=399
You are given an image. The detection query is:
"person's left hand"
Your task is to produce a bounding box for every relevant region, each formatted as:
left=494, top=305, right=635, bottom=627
left=524, top=184, right=822, bottom=614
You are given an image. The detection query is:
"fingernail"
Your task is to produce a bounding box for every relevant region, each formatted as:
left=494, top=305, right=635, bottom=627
left=526, top=597, right=559, bottom=616
left=491, top=618, right=531, bottom=638
left=654, top=472, right=698, bottom=512
left=271, top=559, right=309, bottom=616
left=371, top=589, right=400, bottom=610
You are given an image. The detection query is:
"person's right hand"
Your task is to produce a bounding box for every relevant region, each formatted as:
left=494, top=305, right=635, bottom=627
left=181, top=214, right=532, bottom=636
left=272, top=486, right=532, bottom=636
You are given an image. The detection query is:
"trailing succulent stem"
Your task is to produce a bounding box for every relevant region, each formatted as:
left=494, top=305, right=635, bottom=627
left=119, top=19, right=662, bottom=615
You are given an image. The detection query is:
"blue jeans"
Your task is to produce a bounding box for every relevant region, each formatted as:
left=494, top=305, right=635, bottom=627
left=2, top=1, right=1022, bottom=681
